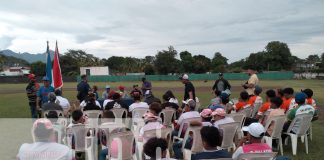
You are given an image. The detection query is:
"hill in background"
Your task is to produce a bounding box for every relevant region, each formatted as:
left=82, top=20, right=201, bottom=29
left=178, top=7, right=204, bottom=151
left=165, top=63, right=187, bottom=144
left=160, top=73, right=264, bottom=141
left=0, top=49, right=54, bottom=63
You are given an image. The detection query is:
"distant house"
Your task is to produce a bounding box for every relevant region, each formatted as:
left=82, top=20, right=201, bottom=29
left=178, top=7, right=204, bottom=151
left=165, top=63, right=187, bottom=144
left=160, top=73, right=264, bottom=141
left=80, top=66, right=109, bottom=76
left=0, top=67, right=30, bottom=76
left=294, top=60, right=320, bottom=71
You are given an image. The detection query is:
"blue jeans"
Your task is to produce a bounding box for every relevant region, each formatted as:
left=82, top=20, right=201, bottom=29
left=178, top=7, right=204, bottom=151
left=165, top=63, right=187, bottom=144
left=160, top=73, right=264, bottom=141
left=173, top=137, right=193, bottom=159
left=99, top=148, right=108, bottom=160
left=29, top=102, right=37, bottom=119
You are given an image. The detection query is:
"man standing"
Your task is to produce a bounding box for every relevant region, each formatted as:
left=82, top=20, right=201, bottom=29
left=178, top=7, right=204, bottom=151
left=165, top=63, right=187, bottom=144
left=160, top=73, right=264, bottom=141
left=179, top=74, right=196, bottom=101
left=242, top=67, right=259, bottom=96
left=141, top=77, right=152, bottom=95
left=26, top=74, right=39, bottom=119
left=212, top=73, right=231, bottom=93
left=36, top=76, right=55, bottom=112
left=77, top=74, right=90, bottom=102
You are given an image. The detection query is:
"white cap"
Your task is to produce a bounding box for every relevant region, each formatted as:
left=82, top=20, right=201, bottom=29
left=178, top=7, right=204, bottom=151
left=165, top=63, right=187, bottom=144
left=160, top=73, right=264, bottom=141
left=182, top=99, right=196, bottom=109
left=181, top=74, right=189, bottom=80
left=242, top=123, right=265, bottom=138
left=105, top=85, right=111, bottom=89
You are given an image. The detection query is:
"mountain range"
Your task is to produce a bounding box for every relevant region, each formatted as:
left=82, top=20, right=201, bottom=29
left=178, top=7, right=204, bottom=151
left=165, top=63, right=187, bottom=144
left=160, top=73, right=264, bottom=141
left=0, top=49, right=54, bottom=63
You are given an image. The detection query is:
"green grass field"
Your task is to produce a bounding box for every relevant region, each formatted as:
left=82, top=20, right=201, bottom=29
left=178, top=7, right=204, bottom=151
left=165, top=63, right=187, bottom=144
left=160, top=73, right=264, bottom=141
left=0, top=80, right=323, bottom=160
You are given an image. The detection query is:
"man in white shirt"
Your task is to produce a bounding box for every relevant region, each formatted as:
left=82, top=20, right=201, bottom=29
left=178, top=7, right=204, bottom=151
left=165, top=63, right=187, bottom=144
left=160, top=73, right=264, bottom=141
left=17, top=118, right=73, bottom=160
left=177, top=99, right=200, bottom=126
left=129, top=94, right=149, bottom=112
left=212, top=108, right=235, bottom=128
left=54, top=89, right=70, bottom=109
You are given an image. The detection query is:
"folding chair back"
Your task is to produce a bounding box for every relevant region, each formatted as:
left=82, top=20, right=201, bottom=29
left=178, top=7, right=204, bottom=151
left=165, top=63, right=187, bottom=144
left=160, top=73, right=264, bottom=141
left=287, top=113, right=313, bottom=136
left=264, top=115, right=286, bottom=139
left=84, top=110, right=102, bottom=127
left=107, top=131, right=134, bottom=160
left=177, top=117, right=202, bottom=138
left=219, top=122, right=240, bottom=149
left=111, top=108, right=128, bottom=118
left=43, top=110, right=64, bottom=118
left=251, top=102, right=262, bottom=118
left=182, top=126, right=203, bottom=160
left=239, top=105, right=252, bottom=118
left=237, top=152, right=277, bottom=160
left=67, top=124, right=92, bottom=152
left=132, top=108, right=149, bottom=119
left=159, top=108, right=176, bottom=127
left=227, top=113, right=245, bottom=127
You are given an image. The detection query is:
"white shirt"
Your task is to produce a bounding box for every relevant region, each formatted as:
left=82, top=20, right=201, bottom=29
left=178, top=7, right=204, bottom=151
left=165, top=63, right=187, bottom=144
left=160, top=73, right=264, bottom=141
left=17, top=142, right=73, bottom=160
left=177, top=111, right=200, bottom=126
left=202, top=121, right=213, bottom=126
left=129, top=102, right=149, bottom=112
left=213, top=117, right=235, bottom=128
left=169, top=98, right=179, bottom=104
left=103, top=99, right=113, bottom=108
left=55, top=96, right=70, bottom=109
left=80, top=100, right=102, bottom=109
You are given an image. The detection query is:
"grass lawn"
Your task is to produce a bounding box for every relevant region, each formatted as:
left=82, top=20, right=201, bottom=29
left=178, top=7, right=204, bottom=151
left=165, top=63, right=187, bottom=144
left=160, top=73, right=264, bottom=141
left=0, top=80, right=323, bottom=160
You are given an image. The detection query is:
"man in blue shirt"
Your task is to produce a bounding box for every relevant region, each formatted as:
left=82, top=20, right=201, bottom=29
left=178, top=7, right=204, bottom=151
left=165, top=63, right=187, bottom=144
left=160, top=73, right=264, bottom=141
left=77, top=75, right=90, bottom=102
left=36, top=76, right=55, bottom=111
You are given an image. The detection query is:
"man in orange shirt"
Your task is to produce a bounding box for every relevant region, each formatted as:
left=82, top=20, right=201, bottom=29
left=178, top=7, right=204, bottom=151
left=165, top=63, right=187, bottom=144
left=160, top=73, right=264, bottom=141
left=248, top=85, right=263, bottom=106
left=281, top=87, right=297, bottom=112
left=256, top=89, right=276, bottom=119
left=231, top=91, right=250, bottom=112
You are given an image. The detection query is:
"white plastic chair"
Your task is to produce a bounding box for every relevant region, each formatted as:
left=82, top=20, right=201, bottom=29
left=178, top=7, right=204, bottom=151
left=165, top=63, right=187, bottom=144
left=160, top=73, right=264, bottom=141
left=83, top=110, right=102, bottom=128
left=66, top=124, right=95, bottom=160
left=53, top=124, right=65, bottom=144
left=131, top=108, right=149, bottom=131
left=263, top=115, right=286, bottom=155
left=107, top=131, right=135, bottom=160
left=219, top=122, right=240, bottom=151
left=43, top=110, right=64, bottom=118
left=227, top=113, right=245, bottom=139
left=239, top=105, right=252, bottom=118
left=173, top=117, right=202, bottom=143
left=182, top=126, right=204, bottom=160
left=251, top=102, right=262, bottom=118
left=159, top=108, right=176, bottom=128
left=110, top=108, right=128, bottom=124
left=237, top=152, right=277, bottom=160
left=283, top=113, right=313, bottom=155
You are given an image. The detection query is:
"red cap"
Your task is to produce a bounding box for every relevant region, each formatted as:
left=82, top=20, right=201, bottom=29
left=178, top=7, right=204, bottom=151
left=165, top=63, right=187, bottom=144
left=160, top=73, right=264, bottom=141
left=118, top=86, right=125, bottom=90
left=28, top=74, right=36, bottom=80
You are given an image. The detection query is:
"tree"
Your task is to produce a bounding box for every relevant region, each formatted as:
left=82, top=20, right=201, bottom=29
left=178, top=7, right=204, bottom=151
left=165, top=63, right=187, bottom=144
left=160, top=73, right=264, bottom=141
left=211, top=52, right=228, bottom=73
left=244, top=52, right=268, bottom=71
left=192, top=55, right=211, bottom=73
left=179, top=51, right=194, bottom=73
left=306, top=54, right=321, bottom=64
left=265, top=41, right=294, bottom=70
left=143, top=64, right=155, bottom=75
left=154, top=46, right=179, bottom=74
left=30, top=61, right=46, bottom=76
left=321, top=53, right=324, bottom=68
left=228, top=59, right=245, bottom=73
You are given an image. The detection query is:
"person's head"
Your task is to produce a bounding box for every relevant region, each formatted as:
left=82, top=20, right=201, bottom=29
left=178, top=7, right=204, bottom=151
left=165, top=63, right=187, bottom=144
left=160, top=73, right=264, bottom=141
left=179, top=74, right=189, bottom=84
left=183, top=99, right=196, bottom=112
left=133, top=84, right=139, bottom=90
left=28, top=74, right=36, bottom=82
left=295, top=92, right=307, bottom=105
left=240, top=91, right=249, bottom=102
left=144, top=137, right=168, bottom=159
left=108, top=90, right=116, bottom=99
left=112, top=92, right=121, bottom=101
left=54, top=89, right=62, bottom=96
left=92, top=85, right=98, bottom=92
left=265, top=89, right=276, bottom=101
left=142, top=77, right=146, bottom=82
left=200, top=126, right=222, bottom=149
left=218, top=73, right=224, bottom=79
left=211, top=108, right=226, bottom=121
left=103, top=110, right=115, bottom=122
left=118, top=86, right=125, bottom=92
left=48, top=92, right=56, bottom=103
left=242, top=123, right=265, bottom=143
left=149, top=102, right=162, bottom=116
left=163, top=90, right=175, bottom=101
left=276, top=88, right=284, bottom=98
left=133, top=93, right=141, bottom=101
left=302, top=89, right=313, bottom=98
left=86, top=92, right=96, bottom=104
left=46, top=110, right=58, bottom=123
left=81, top=74, right=87, bottom=82
left=32, top=118, right=54, bottom=142
left=214, top=90, right=221, bottom=97
left=105, top=85, right=111, bottom=92
left=72, top=109, right=85, bottom=124
left=220, top=92, right=230, bottom=105
left=42, top=76, right=50, bottom=87
left=270, top=97, right=283, bottom=109
left=283, top=87, right=294, bottom=99
left=200, top=109, right=212, bottom=122
left=246, top=66, right=256, bottom=76
left=254, top=85, right=262, bottom=96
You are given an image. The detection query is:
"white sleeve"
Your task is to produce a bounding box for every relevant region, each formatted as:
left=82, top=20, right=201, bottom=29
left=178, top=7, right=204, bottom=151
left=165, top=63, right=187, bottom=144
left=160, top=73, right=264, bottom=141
left=177, top=115, right=184, bottom=126
left=80, top=101, right=86, bottom=108
left=96, top=101, right=102, bottom=109
left=129, top=104, right=134, bottom=112
left=232, top=147, right=243, bottom=160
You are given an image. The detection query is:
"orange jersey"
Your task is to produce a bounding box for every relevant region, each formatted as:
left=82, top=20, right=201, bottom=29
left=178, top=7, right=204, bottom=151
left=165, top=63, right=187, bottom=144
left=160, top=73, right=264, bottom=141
left=281, top=97, right=292, bottom=112
left=258, top=102, right=271, bottom=115
left=306, top=98, right=317, bottom=108
left=248, top=95, right=257, bottom=105
left=234, top=101, right=248, bottom=112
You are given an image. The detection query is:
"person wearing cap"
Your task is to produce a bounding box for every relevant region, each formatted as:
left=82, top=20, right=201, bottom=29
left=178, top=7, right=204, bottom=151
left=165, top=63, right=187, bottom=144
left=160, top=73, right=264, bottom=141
left=36, top=76, right=55, bottom=112
left=80, top=92, right=102, bottom=109
left=26, top=74, right=40, bottom=119
left=77, top=74, right=90, bottom=102
left=284, top=92, right=315, bottom=134
left=118, top=85, right=129, bottom=98
left=212, top=108, right=234, bottom=128
left=102, top=85, right=111, bottom=99
left=42, top=93, right=63, bottom=113
left=141, top=77, right=152, bottom=95
left=179, top=74, right=196, bottom=101
left=247, top=85, right=263, bottom=106
left=212, top=73, right=231, bottom=93
left=17, top=118, right=73, bottom=159
left=242, top=66, right=259, bottom=96
left=200, top=108, right=213, bottom=126
left=232, top=123, right=272, bottom=160
left=104, top=92, right=129, bottom=111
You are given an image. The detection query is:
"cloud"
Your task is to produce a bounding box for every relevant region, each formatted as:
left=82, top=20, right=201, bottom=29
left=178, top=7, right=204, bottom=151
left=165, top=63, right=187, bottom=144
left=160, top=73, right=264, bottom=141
left=0, top=0, right=323, bottom=62
left=0, top=36, right=15, bottom=49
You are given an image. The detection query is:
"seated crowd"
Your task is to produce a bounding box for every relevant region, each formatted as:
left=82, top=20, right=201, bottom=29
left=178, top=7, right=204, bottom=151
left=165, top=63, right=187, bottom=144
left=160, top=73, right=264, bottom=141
left=17, top=84, right=318, bottom=160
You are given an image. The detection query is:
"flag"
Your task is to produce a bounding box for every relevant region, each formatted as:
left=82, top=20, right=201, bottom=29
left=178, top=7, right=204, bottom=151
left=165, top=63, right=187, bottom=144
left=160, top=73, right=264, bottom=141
left=53, top=41, right=63, bottom=89
left=45, top=41, right=53, bottom=85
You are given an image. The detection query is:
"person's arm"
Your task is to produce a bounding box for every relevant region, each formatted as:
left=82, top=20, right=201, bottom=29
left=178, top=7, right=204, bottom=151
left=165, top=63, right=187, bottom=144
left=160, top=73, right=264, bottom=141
left=212, top=80, right=218, bottom=91
left=225, top=79, right=231, bottom=90
left=232, top=147, right=244, bottom=160
left=189, top=91, right=194, bottom=100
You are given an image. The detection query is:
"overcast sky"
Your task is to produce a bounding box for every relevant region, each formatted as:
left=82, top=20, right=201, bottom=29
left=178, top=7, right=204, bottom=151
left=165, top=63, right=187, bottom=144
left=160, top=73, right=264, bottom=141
left=0, top=0, right=323, bottom=63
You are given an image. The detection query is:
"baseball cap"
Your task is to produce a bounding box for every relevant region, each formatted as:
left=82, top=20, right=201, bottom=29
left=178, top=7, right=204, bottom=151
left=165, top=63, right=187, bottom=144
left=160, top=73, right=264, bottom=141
left=242, top=123, right=265, bottom=138
left=118, top=86, right=125, bottom=90
left=219, top=73, right=223, bottom=76
left=28, top=74, right=36, bottom=80
left=42, top=76, right=50, bottom=81
left=211, top=108, right=226, bottom=117
left=32, top=118, right=53, bottom=130
left=179, top=74, right=189, bottom=80
left=254, top=85, right=263, bottom=94
left=220, top=92, right=229, bottom=99
left=105, top=85, right=111, bottom=89
left=182, top=99, right=196, bottom=109
left=295, top=92, right=307, bottom=103
left=200, top=108, right=212, bottom=118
